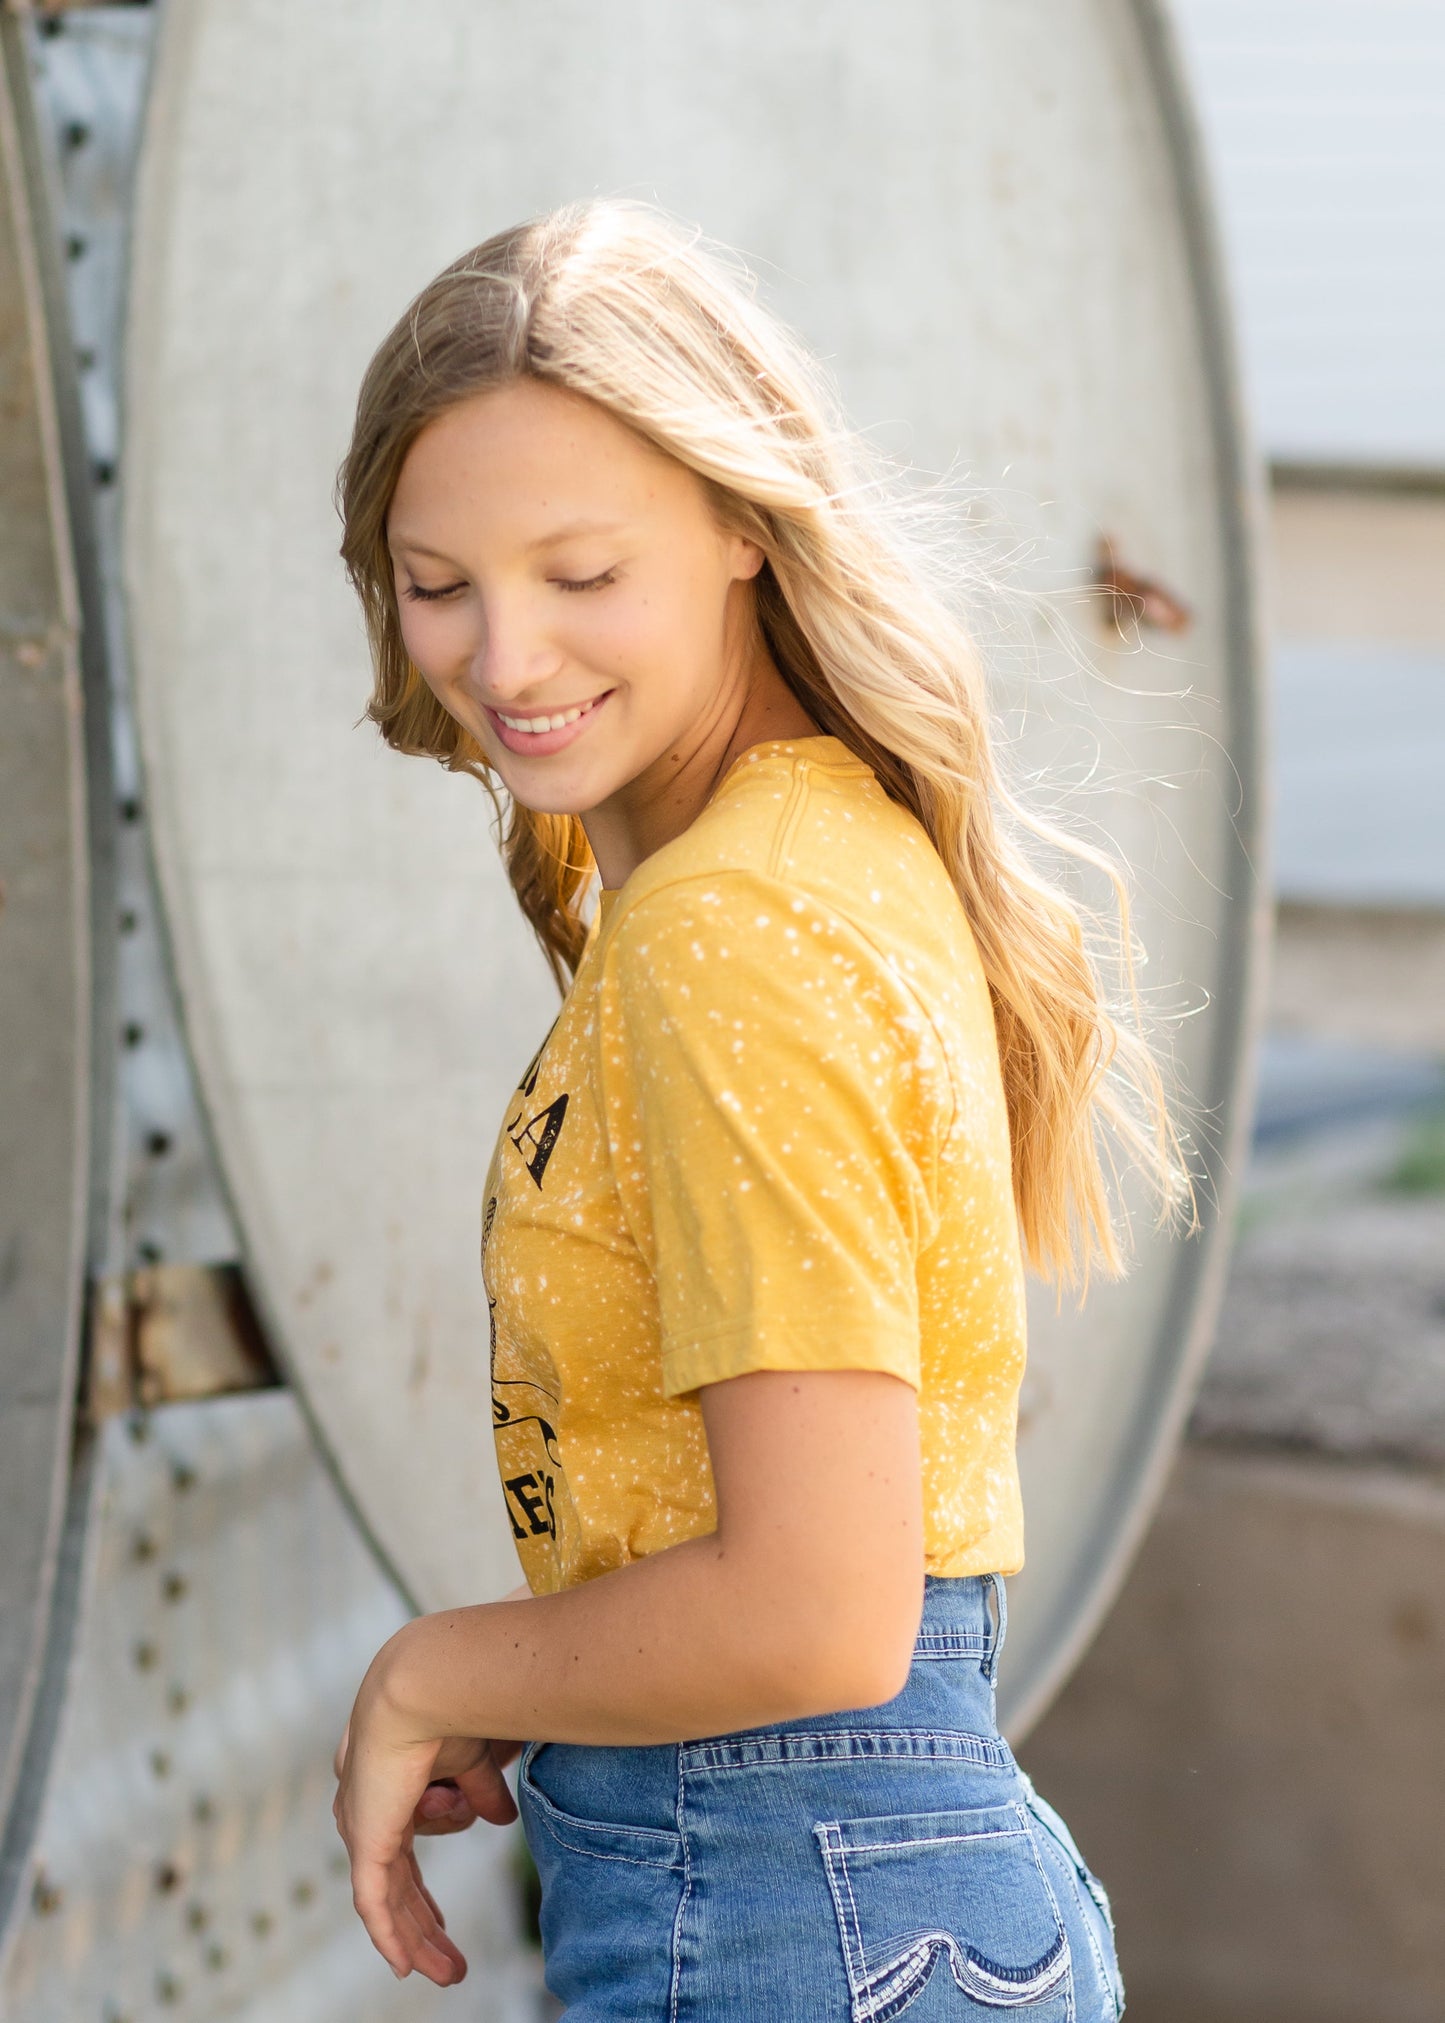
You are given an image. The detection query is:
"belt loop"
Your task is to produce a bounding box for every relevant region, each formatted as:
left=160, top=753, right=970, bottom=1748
left=985, top=1572, right=1008, bottom=1682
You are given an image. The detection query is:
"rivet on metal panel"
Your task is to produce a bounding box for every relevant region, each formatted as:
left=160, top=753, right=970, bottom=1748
left=153, top=1860, right=180, bottom=1895
left=290, top=1878, right=316, bottom=1909
left=130, top=1529, right=156, bottom=1563
left=29, top=1871, right=61, bottom=1917
left=203, top=1942, right=227, bottom=1973
left=132, top=1640, right=157, bottom=1672
left=164, top=1684, right=187, bottom=1716
left=190, top=1793, right=214, bottom=1825
left=183, top=1899, right=207, bottom=1932
left=249, top=1909, right=273, bottom=1940
left=159, top=1570, right=186, bottom=1604
left=148, top=1749, right=170, bottom=1780
left=154, top=1967, right=181, bottom=2004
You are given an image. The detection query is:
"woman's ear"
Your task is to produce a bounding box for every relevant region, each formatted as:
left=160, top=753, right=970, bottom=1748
left=727, top=533, right=768, bottom=583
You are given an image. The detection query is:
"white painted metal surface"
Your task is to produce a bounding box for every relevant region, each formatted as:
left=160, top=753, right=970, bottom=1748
left=0, top=1392, right=539, bottom=2023
left=1171, top=0, right=1445, bottom=470
left=122, top=0, right=1264, bottom=1733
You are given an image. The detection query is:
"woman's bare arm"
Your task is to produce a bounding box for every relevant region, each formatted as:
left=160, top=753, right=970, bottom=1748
left=333, top=1367, right=923, bottom=1981
left=378, top=1366, right=922, bottom=1747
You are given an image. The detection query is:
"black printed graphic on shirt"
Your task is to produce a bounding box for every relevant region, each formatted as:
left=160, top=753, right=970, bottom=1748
left=505, top=1020, right=569, bottom=1189
left=483, top=1185, right=572, bottom=1557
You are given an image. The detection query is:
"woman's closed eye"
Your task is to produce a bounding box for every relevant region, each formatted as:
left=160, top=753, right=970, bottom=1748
left=403, top=569, right=617, bottom=601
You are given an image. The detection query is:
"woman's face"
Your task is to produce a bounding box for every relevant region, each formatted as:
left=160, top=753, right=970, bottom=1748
left=387, top=378, right=766, bottom=822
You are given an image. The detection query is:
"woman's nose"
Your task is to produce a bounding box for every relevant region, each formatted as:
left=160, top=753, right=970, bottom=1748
left=466, top=599, right=555, bottom=705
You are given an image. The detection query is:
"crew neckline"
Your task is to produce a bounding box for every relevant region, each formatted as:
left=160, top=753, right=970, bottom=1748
left=596, top=734, right=858, bottom=906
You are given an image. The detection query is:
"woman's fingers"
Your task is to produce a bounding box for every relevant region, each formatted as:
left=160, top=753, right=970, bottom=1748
left=407, top=1847, right=449, bottom=1928
left=352, top=1848, right=467, bottom=1985
left=394, top=1874, right=467, bottom=1985
left=414, top=1780, right=479, bottom=1835
left=454, top=1749, right=520, bottom=1826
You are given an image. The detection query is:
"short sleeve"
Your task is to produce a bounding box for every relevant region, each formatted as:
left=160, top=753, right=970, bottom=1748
left=594, top=871, right=949, bottom=1398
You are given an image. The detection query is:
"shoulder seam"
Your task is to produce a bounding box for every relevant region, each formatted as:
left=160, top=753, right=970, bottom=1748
left=766, top=760, right=812, bottom=881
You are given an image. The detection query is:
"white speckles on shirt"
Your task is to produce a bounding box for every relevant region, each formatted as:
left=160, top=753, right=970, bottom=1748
left=481, top=736, right=1027, bottom=1594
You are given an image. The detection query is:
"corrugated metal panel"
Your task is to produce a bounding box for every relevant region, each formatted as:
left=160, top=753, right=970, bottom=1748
left=0, top=15, right=92, bottom=1945
left=1170, top=0, right=1445, bottom=469
left=0, top=1392, right=540, bottom=2022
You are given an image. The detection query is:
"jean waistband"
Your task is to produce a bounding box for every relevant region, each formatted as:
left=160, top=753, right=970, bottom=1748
left=916, top=1572, right=1008, bottom=1683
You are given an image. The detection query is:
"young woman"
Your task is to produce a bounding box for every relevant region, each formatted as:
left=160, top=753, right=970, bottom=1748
left=331, top=198, right=1186, bottom=2019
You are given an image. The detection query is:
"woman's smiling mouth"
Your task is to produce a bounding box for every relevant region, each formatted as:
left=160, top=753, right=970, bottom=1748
left=487, top=690, right=612, bottom=754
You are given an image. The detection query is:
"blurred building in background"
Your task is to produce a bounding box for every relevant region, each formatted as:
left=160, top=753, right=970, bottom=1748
left=1022, top=9, right=1445, bottom=2022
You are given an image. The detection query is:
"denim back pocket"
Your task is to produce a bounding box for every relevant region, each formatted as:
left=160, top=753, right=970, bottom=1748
left=814, top=1802, right=1072, bottom=2021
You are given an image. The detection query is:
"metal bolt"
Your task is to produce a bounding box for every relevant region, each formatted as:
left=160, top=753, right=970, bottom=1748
left=161, top=1570, right=188, bottom=1604
left=146, top=1130, right=173, bottom=1159
left=291, top=1878, right=316, bottom=1908
left=155, top=1861, right=182, bottom=1896
left=250, top=1910, right=274, bottom=1939
left=192, top=1793, right=215, bottom=1825
left=204, top=1942, right=228, bottom=1973
left=62, top=119, right=90, bottom=150
left=122, top=1020, right=145, bottom=1047
left=31, top=1871, right=62, bottom=1917
left=132, top=1531, right=158, bottom=1563
left=171, top=1461, right=197, bottom=1494
left=185, top=1900, right=209, bottom=1933
left=167, top=1683, right=190, bottom=1716
left=155, top=1968, right=182, bottom=2005
left=150, top=1749, right=171, bottom=1780
left=133, top=1640, right=159, bottom=1672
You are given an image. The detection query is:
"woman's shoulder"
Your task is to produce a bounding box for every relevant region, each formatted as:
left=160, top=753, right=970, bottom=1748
left=611, top=734, right=960, bottom=943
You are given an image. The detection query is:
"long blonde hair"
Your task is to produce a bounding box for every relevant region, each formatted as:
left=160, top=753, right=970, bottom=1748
left=338, top=198, right=1193, bottom=1288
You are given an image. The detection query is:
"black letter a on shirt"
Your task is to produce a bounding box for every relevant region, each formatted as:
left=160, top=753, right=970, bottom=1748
left=508, top=1093, right=569, bottom=1188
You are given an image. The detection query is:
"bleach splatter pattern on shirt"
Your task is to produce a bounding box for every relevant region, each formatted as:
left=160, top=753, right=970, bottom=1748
left=482, top=736, right=1027, bottom=1593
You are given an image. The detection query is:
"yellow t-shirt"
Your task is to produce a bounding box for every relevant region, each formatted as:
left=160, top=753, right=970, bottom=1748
left=482, top=736, right=1027, bottom=1593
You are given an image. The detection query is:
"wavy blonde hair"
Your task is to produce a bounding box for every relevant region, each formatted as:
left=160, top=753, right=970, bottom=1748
left=338, top=197, right=1193, bottom=1289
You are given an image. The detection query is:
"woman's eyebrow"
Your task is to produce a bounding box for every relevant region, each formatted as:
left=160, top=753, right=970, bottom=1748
left=388, top=534, right=461, bottom=563
left=389, top=519, right=629, bottom=562
left=524, top=518, right=629, bottom=551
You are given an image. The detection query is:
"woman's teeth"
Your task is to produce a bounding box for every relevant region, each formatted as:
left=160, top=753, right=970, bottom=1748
left=497, top=696, right=600, bottom=734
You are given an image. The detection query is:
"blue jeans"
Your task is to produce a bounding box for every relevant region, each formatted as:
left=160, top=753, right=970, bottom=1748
left=518, top=1574, right=1125, bottom=2019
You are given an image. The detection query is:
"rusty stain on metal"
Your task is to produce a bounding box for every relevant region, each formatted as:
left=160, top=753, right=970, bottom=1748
left=1095, top=533, right=1194, bottom=636
left=87, top=1265, right=278, bottom=1419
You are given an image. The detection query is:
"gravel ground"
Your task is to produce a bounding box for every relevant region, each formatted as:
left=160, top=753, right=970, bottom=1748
left=1190, top=1090, right=1445, bottom=1467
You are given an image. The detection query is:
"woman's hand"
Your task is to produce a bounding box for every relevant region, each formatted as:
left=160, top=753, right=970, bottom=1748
left=332, top=1656, right=479, bottom=1985
left=411, top=1735, right=522, bottom=1836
